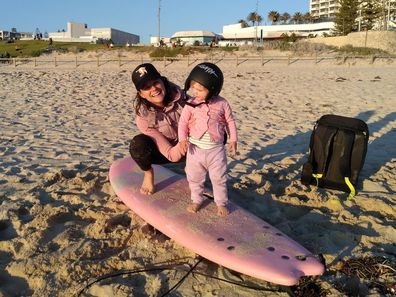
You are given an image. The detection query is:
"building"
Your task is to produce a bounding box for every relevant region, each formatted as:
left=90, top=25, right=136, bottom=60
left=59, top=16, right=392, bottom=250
left=169, top=31, right=219, bottom=46
left=0, top=28, right=33, bottom=40
left=310, top=0, right=341, bottom=19
left=220, top=22, right=335, bottom=45
left=310, top=0, right=396, bottom=27
left=48, top=22, right=139, bottom=45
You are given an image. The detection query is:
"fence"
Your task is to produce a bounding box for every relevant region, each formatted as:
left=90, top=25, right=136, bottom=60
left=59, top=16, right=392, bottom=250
left=0, top=55, right=394, bottom=68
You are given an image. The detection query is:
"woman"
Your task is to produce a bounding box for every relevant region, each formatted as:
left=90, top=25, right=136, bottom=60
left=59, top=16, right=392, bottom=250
left=130, top=63, right=187, bottom=195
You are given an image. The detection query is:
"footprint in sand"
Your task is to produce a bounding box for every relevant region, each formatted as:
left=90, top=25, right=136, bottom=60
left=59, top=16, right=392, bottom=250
left=104, top=213, right=132, bottom=233
left=0, top=220, right=18, bottom=240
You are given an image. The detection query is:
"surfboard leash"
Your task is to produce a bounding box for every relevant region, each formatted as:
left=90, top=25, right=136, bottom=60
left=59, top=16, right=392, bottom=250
left=75, top=259, right=192, bottom=297
left=159, top=256, right=204, bottom=296
left=75, top=255, right=310, bottom=296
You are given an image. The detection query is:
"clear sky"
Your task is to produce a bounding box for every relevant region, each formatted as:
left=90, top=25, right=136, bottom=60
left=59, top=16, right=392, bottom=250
left=1, top=0, right=309, bottom=43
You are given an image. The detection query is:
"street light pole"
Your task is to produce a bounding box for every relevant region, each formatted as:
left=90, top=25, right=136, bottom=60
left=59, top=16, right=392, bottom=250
left=158, top=0, right=161, bottom=44
left=388, top=0, right=391, bottom=30
left=255, top=0, right=258, bottom=45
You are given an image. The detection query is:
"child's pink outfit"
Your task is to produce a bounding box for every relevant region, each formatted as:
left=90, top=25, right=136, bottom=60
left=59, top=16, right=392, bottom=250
left=178, top=96, right=238, bottom=207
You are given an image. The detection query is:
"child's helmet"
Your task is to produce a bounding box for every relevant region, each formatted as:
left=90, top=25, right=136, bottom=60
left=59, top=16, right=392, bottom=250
left=184, top=62, right=224, bottom=100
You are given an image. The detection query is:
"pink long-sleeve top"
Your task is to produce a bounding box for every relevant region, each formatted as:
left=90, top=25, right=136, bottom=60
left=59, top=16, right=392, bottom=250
left=135, top=85, right=186, bottom=162
left=178, top=95, right=238, bottom=144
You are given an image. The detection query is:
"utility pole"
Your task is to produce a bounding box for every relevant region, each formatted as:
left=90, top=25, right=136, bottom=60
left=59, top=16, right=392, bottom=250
left=388, top=0, right=391, bottom=30
left=255, top=0, right=258, bottom=45
left=158, top=0, right=161, bottom=44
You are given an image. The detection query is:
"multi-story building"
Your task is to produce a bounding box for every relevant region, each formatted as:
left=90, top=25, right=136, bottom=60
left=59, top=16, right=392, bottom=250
left=310, top=0, right=341, bottom=20
left=48, top=22, right=140, bottom=45
left=310, top=0, right=396, bottom=29
left=0, top=28, right=33, bottom=40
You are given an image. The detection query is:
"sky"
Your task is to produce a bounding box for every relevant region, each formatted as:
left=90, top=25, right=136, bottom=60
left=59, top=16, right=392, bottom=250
left=1, top=0, right=309, bottom=43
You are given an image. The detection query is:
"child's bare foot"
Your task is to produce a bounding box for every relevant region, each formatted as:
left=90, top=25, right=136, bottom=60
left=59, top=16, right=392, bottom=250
left=187, top=203, right=202, bottom=213
left=140, top=168, right=154, bottom=195
left=217, top=205, right=229, bottom=217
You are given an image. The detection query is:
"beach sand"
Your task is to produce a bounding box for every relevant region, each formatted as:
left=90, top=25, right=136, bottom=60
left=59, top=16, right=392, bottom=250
left=0, top=51, right=395, bottom=296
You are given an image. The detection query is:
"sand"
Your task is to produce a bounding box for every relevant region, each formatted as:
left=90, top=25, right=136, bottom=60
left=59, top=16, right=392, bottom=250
left=0, top=51, right=395, bottom=296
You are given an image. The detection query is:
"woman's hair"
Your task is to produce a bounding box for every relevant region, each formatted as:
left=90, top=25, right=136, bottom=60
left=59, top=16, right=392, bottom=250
left=133, top=76, right=175, bottom=116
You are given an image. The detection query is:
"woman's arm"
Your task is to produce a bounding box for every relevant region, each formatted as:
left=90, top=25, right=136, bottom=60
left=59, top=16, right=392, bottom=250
left=136, top=116, right=185, bottom=162
left=177, top=106, right=191, bottom=141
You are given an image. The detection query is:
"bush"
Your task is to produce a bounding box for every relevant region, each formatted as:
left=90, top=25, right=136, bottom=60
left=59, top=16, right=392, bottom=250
left=69, top=46, right=86, bottom=54
left=0, top=51, right=11, bottom=63
left=30, top=50, right=42, bottom=57
left=338, top=45, right=390, bottom=56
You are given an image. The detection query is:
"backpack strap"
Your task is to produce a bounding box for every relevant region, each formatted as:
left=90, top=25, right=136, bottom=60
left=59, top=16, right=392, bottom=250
left=301, top=122, right=318, bottom=185
left=311, top=125, right=338, bottom=185
left=344, top=177, right=356, bottom=199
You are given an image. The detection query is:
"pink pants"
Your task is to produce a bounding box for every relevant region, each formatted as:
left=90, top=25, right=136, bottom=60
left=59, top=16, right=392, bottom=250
left=185, top=144, right=228, bottom=207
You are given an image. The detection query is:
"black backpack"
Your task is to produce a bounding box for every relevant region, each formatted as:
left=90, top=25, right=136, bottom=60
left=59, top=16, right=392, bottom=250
left=301, top=114, right=369, bottom=199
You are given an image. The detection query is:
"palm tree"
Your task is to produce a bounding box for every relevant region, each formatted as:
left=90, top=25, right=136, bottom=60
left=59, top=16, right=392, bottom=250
left=280, top=12, right=291, bottom=24
left=247, top=12, right=259, bottom=26
left=238, top=19, right=249, bottom=28
left=303, top=12, right=313, bottom=23
left=256, top=15, right=263, bottom=25
left=268, top=11, right=280, bottom=24
left=292, top=12, right=303, bottom=24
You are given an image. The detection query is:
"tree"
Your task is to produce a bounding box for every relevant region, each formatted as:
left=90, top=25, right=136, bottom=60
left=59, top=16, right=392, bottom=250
left=255, top=14, right=263, bottom=25
left=238, top=19, right=249, bottom=28
left=360, top=0, right=382, bottom=30
left=292, top=12, right=303, bottom=24
left=247, top=12, right=258, bottom=26
left=247, top=11, right=263, bottom=26
left=334, top=0, right=359, bottom=35
left=303, top=12, right=313, bottom=23
left=268, top=11, right=280, bottom=24
left=279, top=12, right=291, bottom=24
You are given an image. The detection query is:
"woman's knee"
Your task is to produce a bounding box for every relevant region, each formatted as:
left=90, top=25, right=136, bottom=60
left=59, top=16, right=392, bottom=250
left=129, top=134, right=155, bottom=159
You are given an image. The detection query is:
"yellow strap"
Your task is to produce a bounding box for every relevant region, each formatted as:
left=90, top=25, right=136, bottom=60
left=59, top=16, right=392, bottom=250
left=345, top=177, right=356, bottom=199
left=312, top=174, right=323, bottom=187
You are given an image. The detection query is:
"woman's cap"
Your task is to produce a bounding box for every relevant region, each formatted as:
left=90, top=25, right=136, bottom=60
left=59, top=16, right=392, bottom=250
left=132, top=63, right=161, bottom=90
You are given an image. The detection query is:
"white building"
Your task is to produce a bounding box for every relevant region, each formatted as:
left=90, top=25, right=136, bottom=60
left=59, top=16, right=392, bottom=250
left=170, top=31, right=218, bottom=45
left=310, top=0, right=396, bottom=25
left=48, top=22, right=139, bottom=44
left=310, top=0, right=340, bottom=19
left=220, top=22, right=335, bottom=45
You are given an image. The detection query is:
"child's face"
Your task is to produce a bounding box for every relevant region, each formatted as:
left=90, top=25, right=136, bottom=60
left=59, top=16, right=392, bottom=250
left=190, top=81, right=209, bottom=102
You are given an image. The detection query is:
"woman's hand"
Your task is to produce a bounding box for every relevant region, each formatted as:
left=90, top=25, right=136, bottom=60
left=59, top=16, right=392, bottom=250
left=227, top=141, right=237, bottom=156
left=179, top=140, right=189, bottom=155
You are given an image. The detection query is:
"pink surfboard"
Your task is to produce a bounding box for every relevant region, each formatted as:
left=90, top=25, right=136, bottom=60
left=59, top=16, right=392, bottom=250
left=109, top=157, right=324, bottom=286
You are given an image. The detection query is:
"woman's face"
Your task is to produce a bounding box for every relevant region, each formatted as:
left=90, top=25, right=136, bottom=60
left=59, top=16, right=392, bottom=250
left=138, top=78, right=166, bottom=107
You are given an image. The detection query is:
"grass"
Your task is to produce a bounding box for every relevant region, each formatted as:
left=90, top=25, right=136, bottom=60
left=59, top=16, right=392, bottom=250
left=0, top=39, right=393, bottom=60
left=0, top=40, right=158, bottom=58
left=337, top=44, right=392, bottom=57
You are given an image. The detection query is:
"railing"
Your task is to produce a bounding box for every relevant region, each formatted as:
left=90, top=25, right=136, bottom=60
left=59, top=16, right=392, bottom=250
left=0, top=55, right=394, bottom=68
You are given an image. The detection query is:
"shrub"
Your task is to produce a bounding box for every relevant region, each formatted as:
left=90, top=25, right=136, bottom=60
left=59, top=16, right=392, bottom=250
left=69, top=46, right=86, bottom=54
left=338, top=45, right=390, bottom=56
left=0, top=51, right=11, bottom=63
left=30, top=50, right=42, bottom=57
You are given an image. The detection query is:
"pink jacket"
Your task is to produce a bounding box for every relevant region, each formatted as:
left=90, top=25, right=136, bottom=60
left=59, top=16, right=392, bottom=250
left=178, top=96, right=238, bottom=144
left=135, top=84, right=186, bottom=162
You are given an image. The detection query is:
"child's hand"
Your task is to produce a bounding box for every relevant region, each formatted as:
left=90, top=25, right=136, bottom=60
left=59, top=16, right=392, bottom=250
left=227, top=141, right=237, bottom=156
left=179, top=140, right=189, bottom=155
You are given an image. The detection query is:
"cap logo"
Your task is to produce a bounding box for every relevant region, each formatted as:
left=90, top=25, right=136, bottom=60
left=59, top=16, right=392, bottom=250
left=136, top=67, right=147, bottom=77
left=198, top=65, right=218, bottom=77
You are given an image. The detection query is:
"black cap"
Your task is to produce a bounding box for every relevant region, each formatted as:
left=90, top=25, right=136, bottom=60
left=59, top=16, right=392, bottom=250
left=131, top=63, right=162, bottom=90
